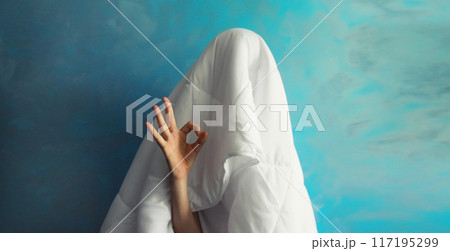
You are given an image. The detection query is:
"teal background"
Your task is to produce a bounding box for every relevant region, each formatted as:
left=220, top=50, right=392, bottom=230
left=1, top=0, right=449, bottom=232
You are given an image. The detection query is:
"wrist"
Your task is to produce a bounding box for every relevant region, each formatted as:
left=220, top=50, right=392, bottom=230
left=170, top=165, right=189, bottom=184
left=170, top=175, right=188, bottom=189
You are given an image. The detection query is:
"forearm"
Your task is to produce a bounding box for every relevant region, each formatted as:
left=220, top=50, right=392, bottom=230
left=144, top=97, right=207, bottom=232
left=170, top=177, right=202, bottom=233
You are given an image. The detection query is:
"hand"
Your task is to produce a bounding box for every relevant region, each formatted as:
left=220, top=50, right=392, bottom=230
left=145, top=97, right=208, bottom=181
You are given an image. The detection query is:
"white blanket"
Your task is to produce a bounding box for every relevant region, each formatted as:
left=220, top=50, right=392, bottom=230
left=101, top=28, right=317, bottom=233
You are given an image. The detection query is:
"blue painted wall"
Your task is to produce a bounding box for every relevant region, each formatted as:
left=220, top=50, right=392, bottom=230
left=1, top=0, right=449, bottom=232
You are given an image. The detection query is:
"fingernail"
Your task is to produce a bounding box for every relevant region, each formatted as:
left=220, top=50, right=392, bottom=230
left=153, top=105, right=161, bottom=114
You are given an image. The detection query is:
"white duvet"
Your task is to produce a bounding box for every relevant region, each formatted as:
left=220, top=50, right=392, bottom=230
left=101, top=28, right=317, bottom=233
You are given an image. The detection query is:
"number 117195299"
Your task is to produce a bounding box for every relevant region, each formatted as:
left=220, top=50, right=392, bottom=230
left=372, top=237, right=438, bottom=248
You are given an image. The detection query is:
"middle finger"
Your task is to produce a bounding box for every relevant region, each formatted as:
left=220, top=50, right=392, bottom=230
left=153, top=105, right=170, bottom=139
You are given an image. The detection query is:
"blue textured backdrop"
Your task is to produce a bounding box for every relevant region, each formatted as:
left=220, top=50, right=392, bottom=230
left=1, top=0, right=449, bottom=232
